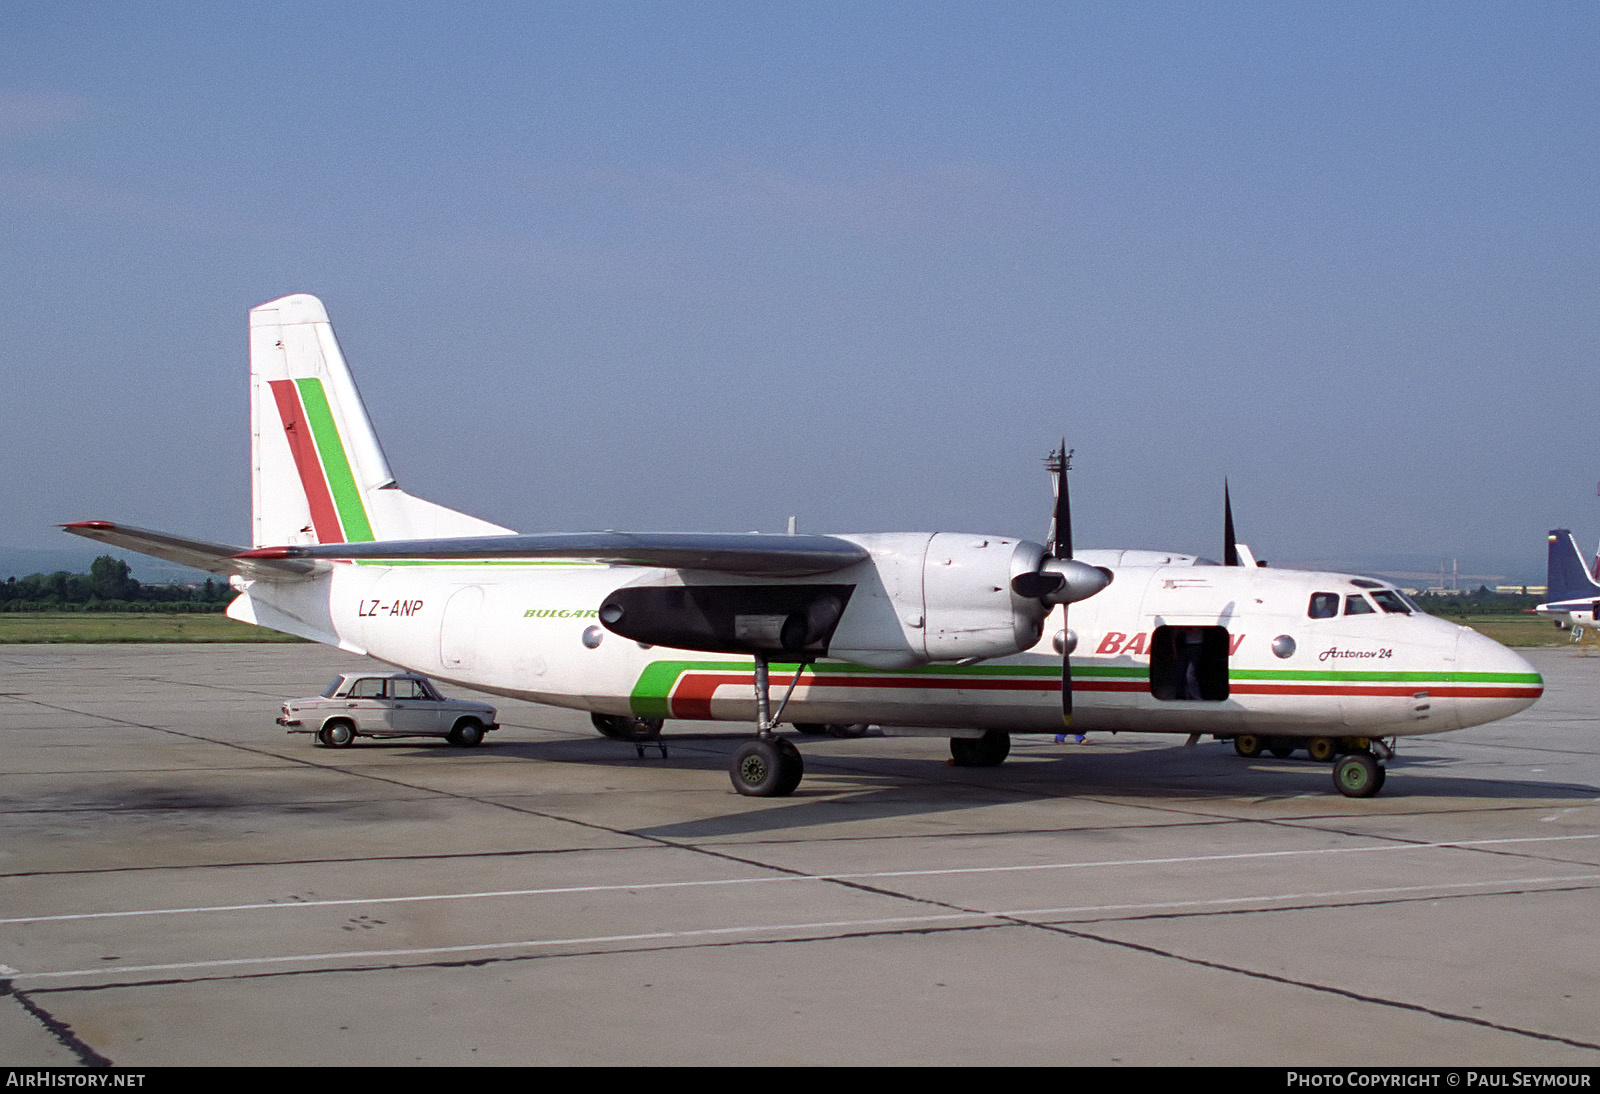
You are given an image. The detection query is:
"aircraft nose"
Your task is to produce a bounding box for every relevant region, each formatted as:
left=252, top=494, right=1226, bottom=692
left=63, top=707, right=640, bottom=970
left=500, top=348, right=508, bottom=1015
left=1452, top=627, right=1543, bottom=728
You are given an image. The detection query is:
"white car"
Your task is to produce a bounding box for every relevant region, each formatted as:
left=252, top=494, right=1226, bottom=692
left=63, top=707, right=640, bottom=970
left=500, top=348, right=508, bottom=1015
left=278, top=673, right=498, bottom=748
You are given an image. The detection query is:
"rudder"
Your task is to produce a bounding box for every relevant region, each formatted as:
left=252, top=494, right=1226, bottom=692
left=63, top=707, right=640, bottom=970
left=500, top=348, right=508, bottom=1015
left=249, top=294, right=510, bottom=547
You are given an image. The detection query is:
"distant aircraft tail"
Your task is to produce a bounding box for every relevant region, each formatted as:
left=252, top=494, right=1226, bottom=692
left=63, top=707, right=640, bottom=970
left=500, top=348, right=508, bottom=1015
left=1545, top=529, right=1600, bottom=604
left=249, top=295, right=510, bottom=547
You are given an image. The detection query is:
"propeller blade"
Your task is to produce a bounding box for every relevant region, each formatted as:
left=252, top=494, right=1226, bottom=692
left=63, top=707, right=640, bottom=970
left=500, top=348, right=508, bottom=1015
left=1224, top=479, right=1240, bottom=567
left=1049, top=441, right=1072, bottom=559
left=1029, top=441, right=1098, bottom=724
left=1057, top=442, right=1072, bottom=722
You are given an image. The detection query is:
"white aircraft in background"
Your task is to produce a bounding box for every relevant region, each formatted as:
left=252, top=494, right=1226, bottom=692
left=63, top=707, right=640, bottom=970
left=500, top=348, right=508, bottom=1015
left=1536, top=529, right=1600, bottom=639
left=67, top=295, right=1542, bottom=799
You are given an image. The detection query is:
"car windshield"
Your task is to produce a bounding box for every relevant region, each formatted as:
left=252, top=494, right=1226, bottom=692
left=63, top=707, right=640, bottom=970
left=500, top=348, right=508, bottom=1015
left=319, top=678, right=344, bottom=698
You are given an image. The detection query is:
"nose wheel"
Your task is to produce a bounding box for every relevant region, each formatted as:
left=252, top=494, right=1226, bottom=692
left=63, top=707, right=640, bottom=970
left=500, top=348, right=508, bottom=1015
left=1332, top=750, right=1388, bottom=798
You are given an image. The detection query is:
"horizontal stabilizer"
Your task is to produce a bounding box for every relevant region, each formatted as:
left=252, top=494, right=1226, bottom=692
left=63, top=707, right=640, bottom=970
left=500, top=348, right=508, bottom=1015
left=63, top=521, right=322, bottom=577
left=236, top=531, right=870, bottom=577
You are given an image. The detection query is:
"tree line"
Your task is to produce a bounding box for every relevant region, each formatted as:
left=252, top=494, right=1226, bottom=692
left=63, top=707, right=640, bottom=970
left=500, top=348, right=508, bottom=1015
left=0, top=556, right=235, bottom=613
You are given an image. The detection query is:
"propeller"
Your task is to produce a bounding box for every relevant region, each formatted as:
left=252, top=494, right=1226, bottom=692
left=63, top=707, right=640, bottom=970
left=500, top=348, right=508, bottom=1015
left=1009, top=442, right=1112, bottom=725
left=1223, top=479, right=1240, bottom=567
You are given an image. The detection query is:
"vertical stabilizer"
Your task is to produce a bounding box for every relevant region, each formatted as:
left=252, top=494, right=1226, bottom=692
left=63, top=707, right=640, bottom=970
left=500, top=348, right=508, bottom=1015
left=1545, top=529, right=1600, bottom=604
left=249, top=294, right=512, bottom=547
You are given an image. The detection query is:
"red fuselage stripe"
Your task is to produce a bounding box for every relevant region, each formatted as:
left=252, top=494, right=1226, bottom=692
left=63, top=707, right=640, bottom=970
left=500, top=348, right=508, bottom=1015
left=664, top=671, right=1541, bottom=719
left=268, top=379, right=343, bottom=543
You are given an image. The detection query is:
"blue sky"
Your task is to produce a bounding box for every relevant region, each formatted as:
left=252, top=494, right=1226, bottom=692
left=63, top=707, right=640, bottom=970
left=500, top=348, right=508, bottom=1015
left=3, top=2, right=1596, bottom=582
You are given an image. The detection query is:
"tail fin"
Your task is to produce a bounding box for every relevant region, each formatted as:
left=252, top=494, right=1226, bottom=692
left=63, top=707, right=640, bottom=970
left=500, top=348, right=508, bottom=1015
left=249, top=295, right=511, bottom=547
left=1545, top=529, right=1600, bottom=603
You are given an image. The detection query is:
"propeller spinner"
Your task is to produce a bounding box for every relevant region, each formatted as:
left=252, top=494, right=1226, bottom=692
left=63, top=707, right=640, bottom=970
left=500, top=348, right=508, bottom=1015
left=1009, top=444, right=1112, bottom=723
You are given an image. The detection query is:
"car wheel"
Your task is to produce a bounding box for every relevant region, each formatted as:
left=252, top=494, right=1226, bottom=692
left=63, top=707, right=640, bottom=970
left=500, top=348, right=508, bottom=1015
left=449, top=718, right=484, bottom=747
left=320, top=720, right=355, bottom=748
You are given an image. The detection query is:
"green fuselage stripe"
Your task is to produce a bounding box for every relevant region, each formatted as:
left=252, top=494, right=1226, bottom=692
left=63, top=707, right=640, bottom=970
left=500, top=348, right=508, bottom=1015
left=627, top=658, right=1540, bottom=717
left=294, top=378, right=374, bottom=543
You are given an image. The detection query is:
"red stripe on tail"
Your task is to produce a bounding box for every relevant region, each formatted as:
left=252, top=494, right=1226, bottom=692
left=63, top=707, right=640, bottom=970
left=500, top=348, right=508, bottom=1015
left=268, top=379, right=344, bottom=544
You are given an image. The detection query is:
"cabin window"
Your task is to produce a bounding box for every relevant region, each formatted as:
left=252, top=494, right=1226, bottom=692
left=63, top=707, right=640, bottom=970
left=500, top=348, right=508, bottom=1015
left=1371, top=590, right=1411, bottom=615
left=1344, top=594, right=1375, bottom=616
left=1308, top=592, right=1339, bottom=619
left=1149, top=625, right=1230, bottom=701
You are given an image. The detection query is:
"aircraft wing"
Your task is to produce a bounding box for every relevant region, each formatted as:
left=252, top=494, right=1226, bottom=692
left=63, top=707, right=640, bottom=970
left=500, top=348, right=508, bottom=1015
left=62, top=521, right=322, bottom=577
left=234, top=531, right=871, bottom=577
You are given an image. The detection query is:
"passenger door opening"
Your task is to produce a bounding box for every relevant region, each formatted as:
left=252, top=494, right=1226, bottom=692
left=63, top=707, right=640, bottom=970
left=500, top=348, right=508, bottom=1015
left=1149, top=625, right=1231, bottom=701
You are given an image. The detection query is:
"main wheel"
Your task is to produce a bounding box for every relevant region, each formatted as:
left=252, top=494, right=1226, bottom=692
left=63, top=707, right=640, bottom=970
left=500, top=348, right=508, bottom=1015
left=1233, top=734, right=1263, bottom=758
left=448, top=718, right=484, bottom=747
left=794, top=723, right=868, bottom=738
left=1333, top=752, right=1383, bottom=798
left=591, top=713, right=665, bottom=741
left=319, top=720, right=354, bottom=748
left=950, top=730, right=1011, bottom=767
left=1268, top=739, right=1297, bottom=759
left=1306, top=737, right=1338, bottom=763
left=730, top=738, right=804, bottom=797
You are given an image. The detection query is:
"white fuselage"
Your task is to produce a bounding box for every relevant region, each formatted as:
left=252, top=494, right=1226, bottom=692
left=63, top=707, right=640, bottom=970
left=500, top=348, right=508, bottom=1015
left=231, top=544, right=1543, bottom=740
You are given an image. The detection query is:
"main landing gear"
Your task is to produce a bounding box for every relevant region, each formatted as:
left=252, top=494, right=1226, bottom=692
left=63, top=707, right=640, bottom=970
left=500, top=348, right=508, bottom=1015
left=1229, top=734, right=1393, bottom=798
left=949, top=730, right=1011, bottom=767
left=591, top=713, right=668, bottom=758
left=729, top=655, right=809, bottom=797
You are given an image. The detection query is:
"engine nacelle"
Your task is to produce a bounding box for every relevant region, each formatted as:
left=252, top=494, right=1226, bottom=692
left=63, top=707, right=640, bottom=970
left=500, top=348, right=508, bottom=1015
left=920, top=533, right=1053, bottom=660
left=822, top=533, right=1059, bottom=668
left=597, top=532, right=1102, bottom=671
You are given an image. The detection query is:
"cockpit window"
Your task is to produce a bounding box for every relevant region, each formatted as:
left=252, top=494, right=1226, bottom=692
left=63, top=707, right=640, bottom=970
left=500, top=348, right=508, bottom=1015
left=1308, top=592, right=1340, bottom=619
left=1371, top=590, right=1411, bottom=615
left=1350, top=578, right=1383, bottom=589
left=1344, top=594, right=1375, bottom=616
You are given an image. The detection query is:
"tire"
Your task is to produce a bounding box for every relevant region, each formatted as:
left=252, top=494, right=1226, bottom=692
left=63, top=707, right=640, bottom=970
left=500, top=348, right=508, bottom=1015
left=319, top=720, right=355, bottom=748
left=449, top=718, right=484, bottom=747
left=730, top=738, right=804, bottom=797
left=795, top=722, right=868, bottom=738
left=1233, top=734, right=1263, bottom=758
left=1333, top=752, right=1383, bottom=798
left=1306, top=737, right=1338, bottom=763
left=950, top=730, right=1011, bottom=767
left=591, top=713, right=665, bottom=742
left=1267, top=739, right=1297, bottom=759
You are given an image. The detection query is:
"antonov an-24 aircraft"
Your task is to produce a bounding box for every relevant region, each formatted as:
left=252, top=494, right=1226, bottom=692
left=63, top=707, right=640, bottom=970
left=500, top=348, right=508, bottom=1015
left=67, top=294, right=1543, bottom=799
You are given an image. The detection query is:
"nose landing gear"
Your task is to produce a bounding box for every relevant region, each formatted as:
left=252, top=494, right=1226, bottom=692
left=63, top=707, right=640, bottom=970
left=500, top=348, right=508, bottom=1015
left=1332, top=739, right=1392, bottom=798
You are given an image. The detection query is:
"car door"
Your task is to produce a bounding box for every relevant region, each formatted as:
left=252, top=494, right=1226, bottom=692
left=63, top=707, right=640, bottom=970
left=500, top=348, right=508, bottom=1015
left=387, top=677, right=448, bottom=735
left=342, top=676, right=395, bottom=732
